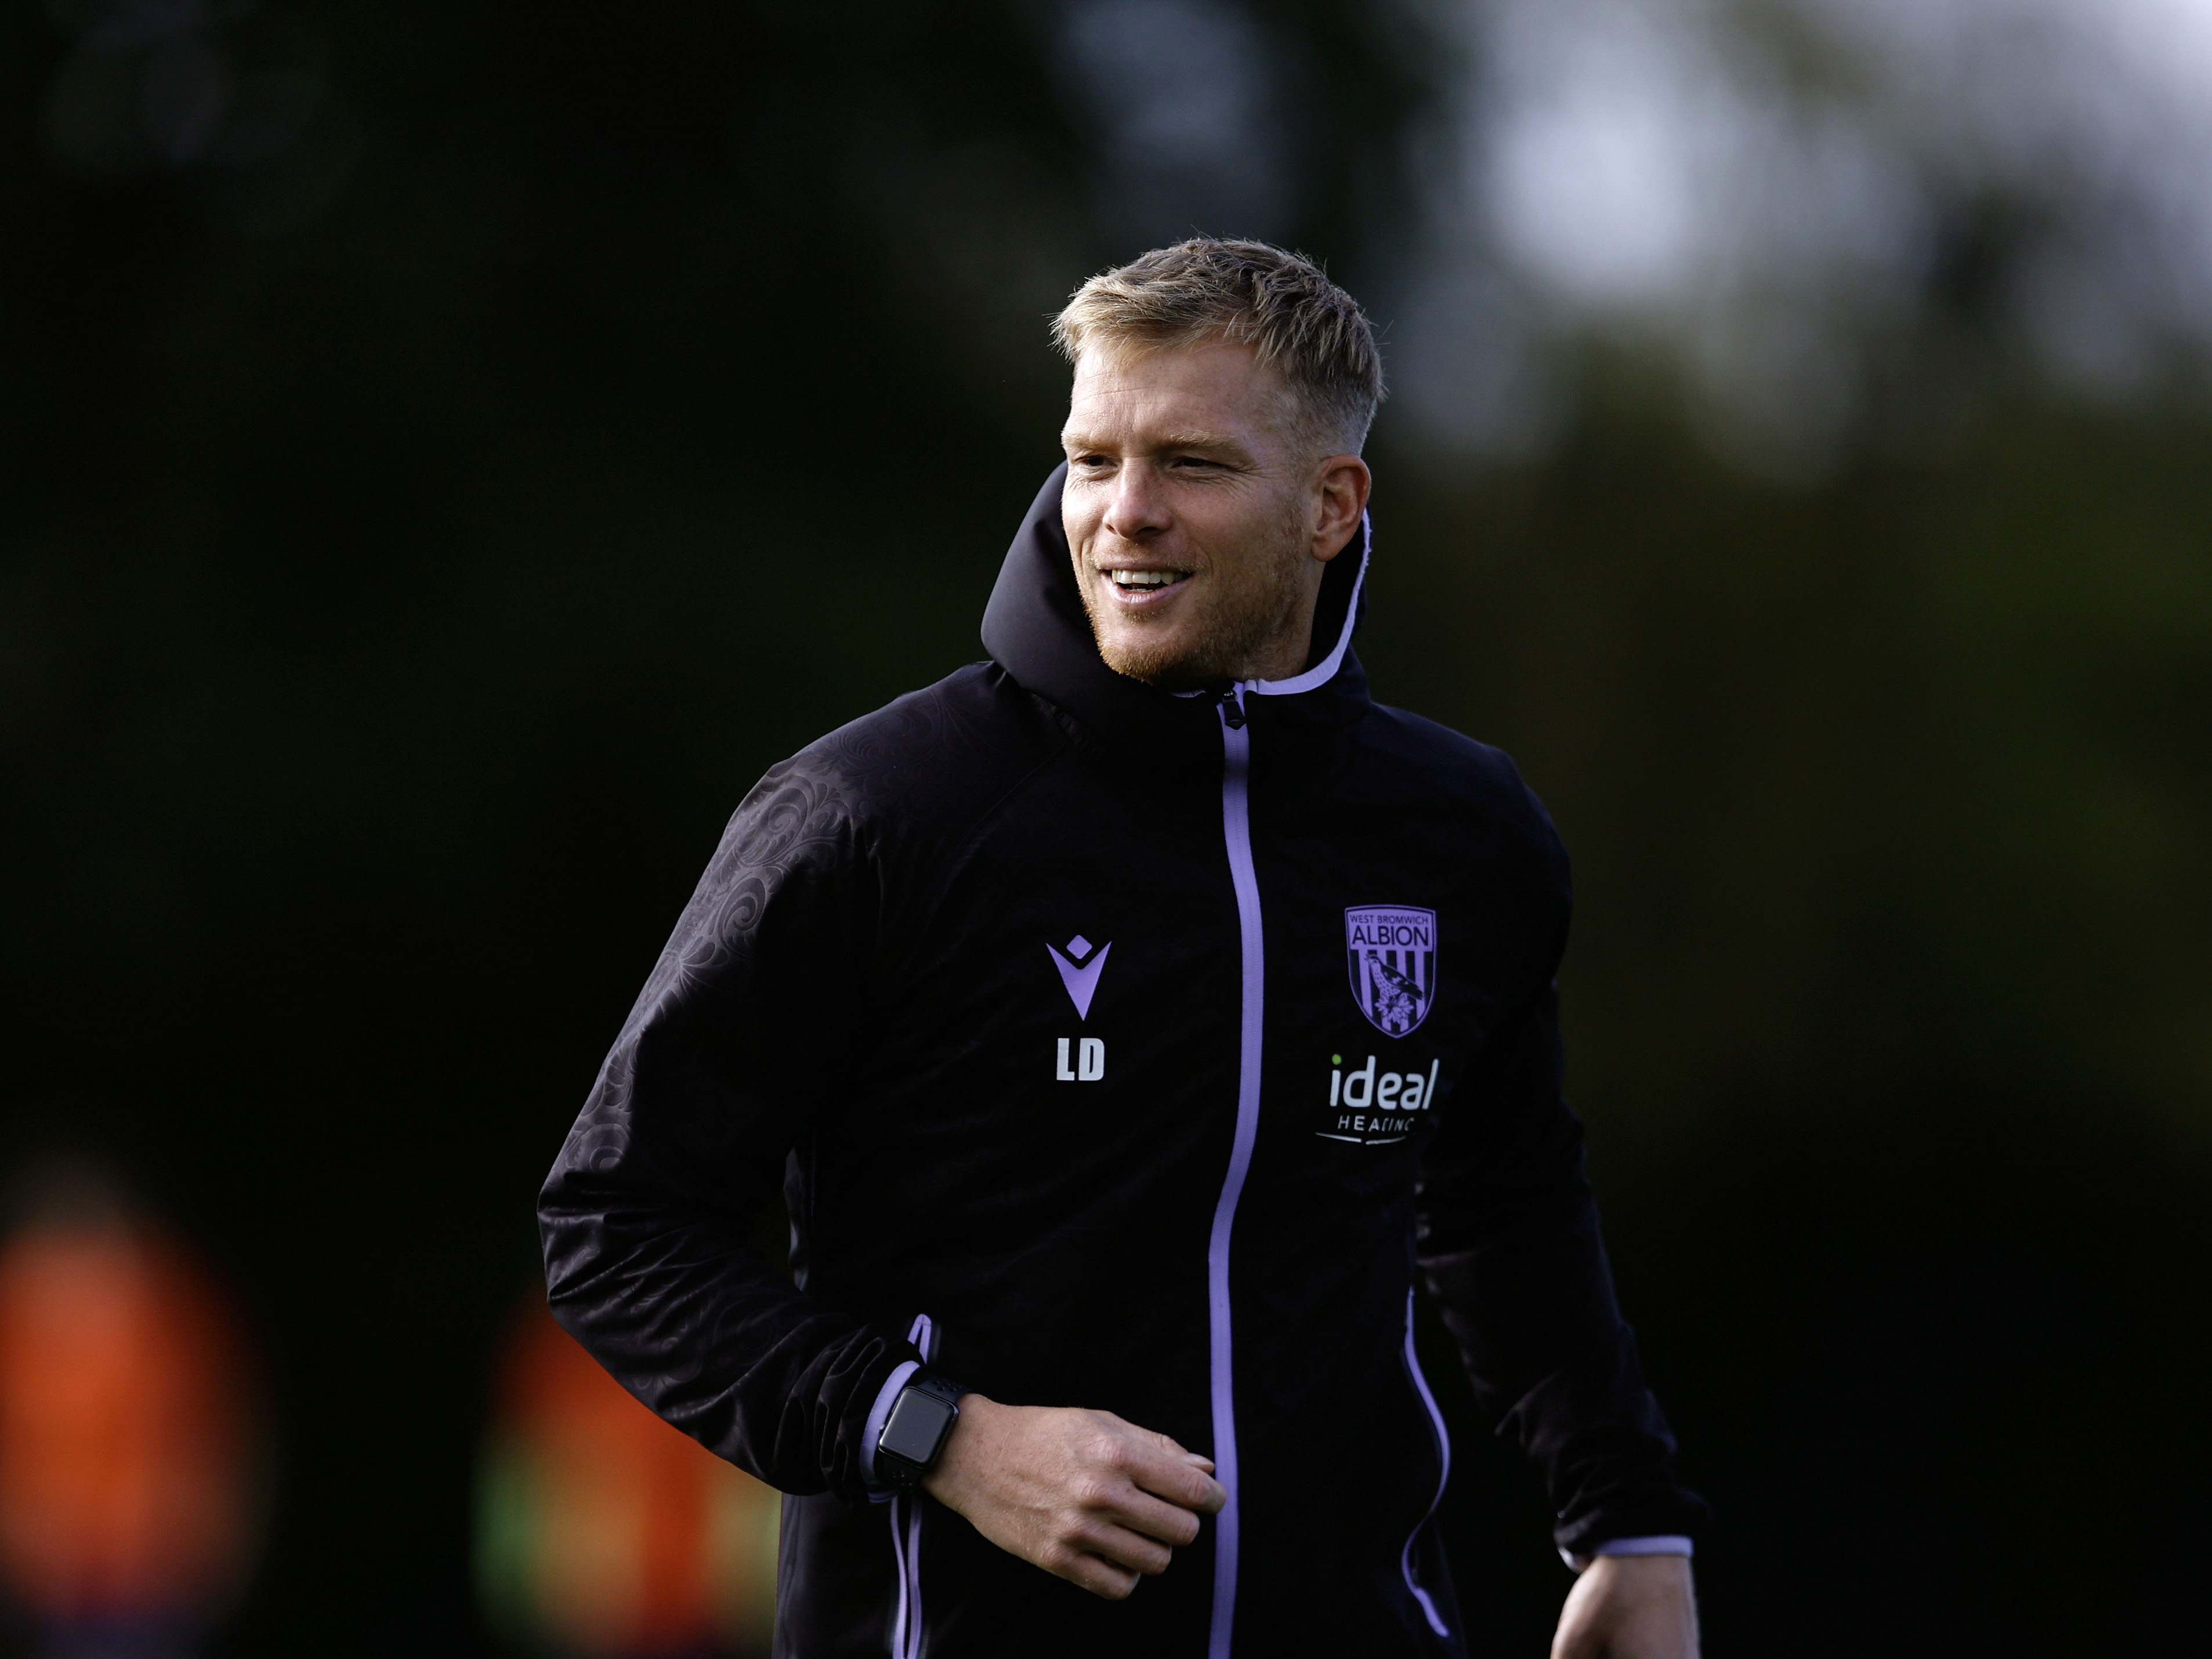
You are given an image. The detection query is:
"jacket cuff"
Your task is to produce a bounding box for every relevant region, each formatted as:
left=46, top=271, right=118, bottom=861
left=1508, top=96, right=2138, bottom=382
left=858, top=1360, right=920, bottom=1499
left=1551, top=1475, right=1710, bottom=1564
left=1561, top=1534, right=1696, bottom=1571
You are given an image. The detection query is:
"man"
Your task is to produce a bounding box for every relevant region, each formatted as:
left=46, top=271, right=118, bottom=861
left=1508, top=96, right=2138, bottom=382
left=540, top=239, right=1705, bottom=1658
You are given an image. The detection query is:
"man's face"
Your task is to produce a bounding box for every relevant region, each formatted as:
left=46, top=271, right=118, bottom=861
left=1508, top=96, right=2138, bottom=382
left=1059, top=340, right=1369, bottom=689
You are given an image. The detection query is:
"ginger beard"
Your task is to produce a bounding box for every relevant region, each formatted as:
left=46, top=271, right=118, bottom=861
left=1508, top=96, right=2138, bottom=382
left=1060, top=340, right=1345, bottom=692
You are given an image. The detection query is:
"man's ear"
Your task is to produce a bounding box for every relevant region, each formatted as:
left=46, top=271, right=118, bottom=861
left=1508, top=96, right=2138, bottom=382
left=1311, top=455, right=1372, bottom=562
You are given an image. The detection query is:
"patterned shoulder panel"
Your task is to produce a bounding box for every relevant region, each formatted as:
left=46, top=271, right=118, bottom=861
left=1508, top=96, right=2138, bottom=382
left=617, top=760, right=863, bottom=1046
left=611, top=665, right=1049, bottom=1052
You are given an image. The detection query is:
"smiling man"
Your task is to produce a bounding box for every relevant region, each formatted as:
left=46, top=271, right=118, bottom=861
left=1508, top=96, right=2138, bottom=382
left=1063, top=334, right=1357, bottom=689
left=540, top=240, right=1706, bottom=1658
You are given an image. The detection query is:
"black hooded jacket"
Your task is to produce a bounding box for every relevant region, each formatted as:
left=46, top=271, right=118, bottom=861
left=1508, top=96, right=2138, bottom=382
left=538, top=469, right=1704, bottom=1658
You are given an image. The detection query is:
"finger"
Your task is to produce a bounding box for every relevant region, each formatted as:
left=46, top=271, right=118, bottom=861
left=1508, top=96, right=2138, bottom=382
left=1056, top=1549, right=1142, bottom=1600
left=1078, top=1520, right=1175, bottom=1577
left=1121, top=1443, right=1229, bottom=1513
left=1140, top=1428, right=1218, bottom=1476
left=1102, top=1487, right=1206, bottom=1549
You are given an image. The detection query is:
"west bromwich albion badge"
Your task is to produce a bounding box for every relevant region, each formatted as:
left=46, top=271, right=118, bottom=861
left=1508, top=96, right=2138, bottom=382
left=1345, top=906, right=1438, bottom=1036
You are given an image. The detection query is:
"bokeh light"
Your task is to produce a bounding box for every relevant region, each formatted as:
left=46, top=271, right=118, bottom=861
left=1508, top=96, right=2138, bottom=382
left=478, top=1295, right=779, bottom=1659
left=0, top=1165, right=260, bottom=1658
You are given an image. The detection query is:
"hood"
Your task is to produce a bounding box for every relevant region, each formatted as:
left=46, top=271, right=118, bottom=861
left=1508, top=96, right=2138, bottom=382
left=979, top=464, right=1373, bottom=770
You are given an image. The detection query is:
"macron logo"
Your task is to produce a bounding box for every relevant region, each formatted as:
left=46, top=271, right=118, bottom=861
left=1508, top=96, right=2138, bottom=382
left=1047, top=935, right=1112, bottom=1020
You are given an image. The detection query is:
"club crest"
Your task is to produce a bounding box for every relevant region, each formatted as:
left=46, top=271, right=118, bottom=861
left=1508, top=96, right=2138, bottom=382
left=1345, top=906, right=1437, bottom=1036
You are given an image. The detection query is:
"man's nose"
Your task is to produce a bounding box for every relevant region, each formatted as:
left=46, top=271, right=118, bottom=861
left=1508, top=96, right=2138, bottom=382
left=1100, top=463, right=1170, bottom=541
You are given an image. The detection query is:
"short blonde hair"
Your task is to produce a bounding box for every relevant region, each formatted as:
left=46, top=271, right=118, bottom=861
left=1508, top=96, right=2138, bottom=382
left=1052, top=238, right=1385, bottom=454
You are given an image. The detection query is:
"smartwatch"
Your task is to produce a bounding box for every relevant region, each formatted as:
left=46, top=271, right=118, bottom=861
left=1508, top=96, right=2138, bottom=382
left=874, top=1370, right=968, bottom=1492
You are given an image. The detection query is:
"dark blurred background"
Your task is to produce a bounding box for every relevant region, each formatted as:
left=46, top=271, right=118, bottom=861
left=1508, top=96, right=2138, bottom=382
left=5, top=0, right=2209, bottom=1653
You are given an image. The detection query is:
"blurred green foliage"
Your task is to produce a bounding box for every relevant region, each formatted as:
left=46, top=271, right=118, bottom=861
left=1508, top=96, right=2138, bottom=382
left=1381, top=396, right=2212, bottom=1135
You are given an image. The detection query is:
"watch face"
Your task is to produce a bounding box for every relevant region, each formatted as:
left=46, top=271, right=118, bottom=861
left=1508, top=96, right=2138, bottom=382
left=881, top=1389, right=957, bottom=1467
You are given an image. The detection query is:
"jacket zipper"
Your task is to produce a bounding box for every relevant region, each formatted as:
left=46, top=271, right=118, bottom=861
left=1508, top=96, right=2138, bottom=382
left=1197, top=526, right=1368, bottom=1654
left=1399, top=1289, right=1453, bottom=1638
left=1207, top=684, right=1263, bottom=1659
left=889, top=1313, right=939, bottom=1659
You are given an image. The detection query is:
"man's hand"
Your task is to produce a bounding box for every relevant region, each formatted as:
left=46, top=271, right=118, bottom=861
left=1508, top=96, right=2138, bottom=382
left=921, top=1394, right=1226, bottom=1600
left=1552, top=1554, right=1699, bottom=1659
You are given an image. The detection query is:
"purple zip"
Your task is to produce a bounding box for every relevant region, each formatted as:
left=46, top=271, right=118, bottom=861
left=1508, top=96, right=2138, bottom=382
left=1206, top=687, right=1264, bottom=1659
left=1202, top=519, right=1371, bottom=1656
left=1400, top=1289, right=1453, bottom=1638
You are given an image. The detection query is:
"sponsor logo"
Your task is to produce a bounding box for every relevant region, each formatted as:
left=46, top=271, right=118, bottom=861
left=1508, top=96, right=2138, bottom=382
left=1047, top=934, right=1112, bottom=1020
left=1317, top=1053, right=1440, bottom=1146
left=1345, top=906, right=1436, bottom=1036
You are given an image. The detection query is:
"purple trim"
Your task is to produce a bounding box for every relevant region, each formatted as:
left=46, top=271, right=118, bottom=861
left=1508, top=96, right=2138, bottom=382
left=1205, top=708, right=1265, bottom=1659
left=1248, top=512, right=1371, bottom=699
left=1193, top=528, right=1367, bottom=1651
left=861, top=1361, right=920, bottom=1489
left=889, top=1316, right=937, bottom=1659
left=1596, top=1536, right=1695, bottom=1559
left=1399, top=1291, right=1453, bottom=1639
left=889, top=1495, right=913, bottom=1654
left=1562, top=1535, right=1696, bottom=1572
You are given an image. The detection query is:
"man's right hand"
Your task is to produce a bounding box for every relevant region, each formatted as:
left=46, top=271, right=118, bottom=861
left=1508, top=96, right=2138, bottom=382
left=920, top=1394, right=1227, bottom=1600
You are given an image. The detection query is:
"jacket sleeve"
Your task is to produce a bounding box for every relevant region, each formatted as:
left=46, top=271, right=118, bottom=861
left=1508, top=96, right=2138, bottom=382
left=537, top=761, right=915, bottom=1503
left=1414, top=818, right=1708, bottom=1559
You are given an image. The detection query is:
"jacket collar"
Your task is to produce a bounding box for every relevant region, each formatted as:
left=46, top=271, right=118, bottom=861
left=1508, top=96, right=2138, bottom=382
left=980, top=463, right=1373, bottom=770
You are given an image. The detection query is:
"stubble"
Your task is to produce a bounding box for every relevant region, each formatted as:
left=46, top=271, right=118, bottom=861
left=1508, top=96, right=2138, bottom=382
left=1081, top=491, right=1315, bottom=690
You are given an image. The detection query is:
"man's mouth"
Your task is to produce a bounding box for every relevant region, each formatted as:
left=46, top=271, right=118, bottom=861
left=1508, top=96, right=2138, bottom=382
left=1105, top=568, right=1192, bottom=597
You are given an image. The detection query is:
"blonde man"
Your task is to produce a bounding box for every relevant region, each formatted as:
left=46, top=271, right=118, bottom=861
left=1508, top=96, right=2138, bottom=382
left=542, top=239, right=1704, bottom=1658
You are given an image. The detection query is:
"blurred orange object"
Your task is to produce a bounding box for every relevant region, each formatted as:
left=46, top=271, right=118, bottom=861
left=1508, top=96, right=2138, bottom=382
left=0, top=1175, right=257, bottom=1640
left=479, top=1296, right=780, bottom=1658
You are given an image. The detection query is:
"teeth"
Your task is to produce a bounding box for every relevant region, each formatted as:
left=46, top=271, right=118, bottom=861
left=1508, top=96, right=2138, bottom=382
left=1110, top=570, right=1182, bottom=588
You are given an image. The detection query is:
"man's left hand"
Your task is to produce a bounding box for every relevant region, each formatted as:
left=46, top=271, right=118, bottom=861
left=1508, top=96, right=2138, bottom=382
left=1551, top=1554, right=1699, bottom=1659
